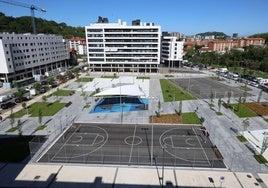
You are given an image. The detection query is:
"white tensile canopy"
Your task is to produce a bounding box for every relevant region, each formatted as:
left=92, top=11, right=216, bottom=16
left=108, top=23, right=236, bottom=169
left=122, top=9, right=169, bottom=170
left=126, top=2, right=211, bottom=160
left=94, top=84, right=145, bottom=97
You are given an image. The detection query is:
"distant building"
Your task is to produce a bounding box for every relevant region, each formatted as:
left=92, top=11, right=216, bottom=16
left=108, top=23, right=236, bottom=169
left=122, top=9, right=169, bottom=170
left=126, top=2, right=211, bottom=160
left=239, top=38, right=266, bottom=47
left=85, top=19, right=161, bottom=73
left=0, top=33, right=69, bottom=88
left=69, top=37, right=86, bottom=55
left=161, top=36, right=184, bottom=68
left=233, top=33, right=239, bottom=39
left=208, top=40, right=239, bottom=52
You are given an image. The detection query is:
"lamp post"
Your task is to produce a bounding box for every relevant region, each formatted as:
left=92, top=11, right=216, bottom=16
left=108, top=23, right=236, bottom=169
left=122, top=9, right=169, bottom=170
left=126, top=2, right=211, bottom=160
left=161, top=143, right=167, bottom=188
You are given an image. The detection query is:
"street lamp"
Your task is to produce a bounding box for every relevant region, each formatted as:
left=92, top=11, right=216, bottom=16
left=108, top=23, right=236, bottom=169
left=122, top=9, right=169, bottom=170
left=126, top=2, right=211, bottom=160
left=161, top=143, right=167, bottom=188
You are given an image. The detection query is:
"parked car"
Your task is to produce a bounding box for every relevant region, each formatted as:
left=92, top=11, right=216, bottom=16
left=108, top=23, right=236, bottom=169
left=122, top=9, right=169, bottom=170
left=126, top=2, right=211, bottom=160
left=1, top=101, right=16, bottom=109
left=15, top=97, right=29, bottom=103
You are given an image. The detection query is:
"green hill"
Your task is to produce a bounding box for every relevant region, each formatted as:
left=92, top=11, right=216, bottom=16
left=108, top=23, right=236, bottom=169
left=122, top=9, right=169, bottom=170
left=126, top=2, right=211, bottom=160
left=0, top=12, right=85, bottom=38
left=196, top=31, right=229, bottom=39
left=249, top=33, right=268, bottom=43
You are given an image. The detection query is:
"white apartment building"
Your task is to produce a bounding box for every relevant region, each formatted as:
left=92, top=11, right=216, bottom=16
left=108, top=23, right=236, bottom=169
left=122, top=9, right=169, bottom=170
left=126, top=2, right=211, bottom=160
left=161, top=36, right=184, bottom=68
left=85, top=19, right=161, bottom=73
left=69, top=37, right=87, bottom=55
left=0, top=33, right=69, bottom=88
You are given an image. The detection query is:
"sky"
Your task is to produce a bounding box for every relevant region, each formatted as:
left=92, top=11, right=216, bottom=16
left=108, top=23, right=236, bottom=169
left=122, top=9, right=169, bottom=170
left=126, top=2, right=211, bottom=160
left=0, top=0, right=268, bottom=36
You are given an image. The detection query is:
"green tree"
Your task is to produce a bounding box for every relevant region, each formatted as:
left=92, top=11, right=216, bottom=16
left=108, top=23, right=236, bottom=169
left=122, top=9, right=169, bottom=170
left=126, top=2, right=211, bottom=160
left=15, top=88, right=25, bottom=100
left=227, top=91, right=232, bottom=106
left=22, top=102, right=28, bottom=115
left=210, top=90, right=214, bottom=105
left=38, top=109, right=43, bottom=126
left=34, top=82, right=41, bottom=92
left=157, top=100, right=161, bottom=117
left=17, top=119, right=22, bottom=136
left=9, top=108, right=15, bottom=128
left=242, top=118, right=250, bottom=135
left=257, top=90, right=263, bottom=103
left=218, top=97, right=222, bottom=112
left=48, top=77, right=55, bottom=86
left=178, top=100, right=182, bottom=115
left=237, top=96, right=242, bottom=111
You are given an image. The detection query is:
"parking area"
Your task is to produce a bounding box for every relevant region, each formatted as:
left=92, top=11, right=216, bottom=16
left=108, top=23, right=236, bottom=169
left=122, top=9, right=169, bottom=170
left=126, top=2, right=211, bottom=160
left=170, top=77, right=249, bottom=99
left=38, top=123, right=226, bottom=168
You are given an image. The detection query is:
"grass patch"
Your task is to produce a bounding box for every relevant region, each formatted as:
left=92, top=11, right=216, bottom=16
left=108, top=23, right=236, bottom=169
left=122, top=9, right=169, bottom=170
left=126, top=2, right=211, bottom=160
left=101, top=75, right=119, bottom=79
left=11, top=109, right=28, bottom=118
left=160, top=79, right=196, bottom=102
left=84, top=104, right=90, bottom=109
left=6, top=126, right=19, bottom=133
left=209, top=103, right=215, bottom=107
left=0, top=136, right=34, bottom=162
left=229, top=103, right=258, bottom=118
left=76, top=77, right=93, bottom=82
left=182, top=112, right=201, bottom=124
left=237, top=135, right=247, bottom=142
left=137, top=76, right=150, bottom=79
left=239, top=86, right=252, bottom=91
left=29, top=101, right=66, bottom=117
left=35, top=125, right=46, bottom=131
left=53, top=90, right=74, bottom=96
left=216, top=111, right=223, bottom=115
left=254, top=154, right=268, bottom=164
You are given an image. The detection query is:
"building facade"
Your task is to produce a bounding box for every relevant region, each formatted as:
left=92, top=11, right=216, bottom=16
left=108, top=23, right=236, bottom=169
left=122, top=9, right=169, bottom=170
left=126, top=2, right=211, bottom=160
left=161, top=36, right=184, bottom=68
left=85, top=19, right=161, bottom=73
left=69, top=37, right=87, bottom=55
left=0, top=33, right=69, bottom=87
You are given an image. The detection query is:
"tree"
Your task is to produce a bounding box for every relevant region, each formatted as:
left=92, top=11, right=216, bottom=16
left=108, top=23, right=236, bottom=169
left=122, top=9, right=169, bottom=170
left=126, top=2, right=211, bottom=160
left=48, top=77, right=55, bottom=86
left=178, top=100, right=182, bottom=115
left=34, top=82, right=41, bottom=92
left=227, top=91, right=232, bottom=106
left=210, top=90, right=214, bottom=105
left=15, top=88, right=25, bottom=100
left=17, top=119, right=22, bottom=136
left=257, top=90, right=263, bottom=103
left=237, top=96, right=242, bottom=111
left=242, top=118, right=250, bottom=135
left=157, top=100, right=161, bottom=117
left=22, top=102, right=28, bottom=115
left=218, top=97, right=222, bottom=112
left=38, top=109, right=43, bottom=126
left=261, top=133, right=268, bottom=154
left=9, top=108, right=15, bottom=128
left=242, top=82, right=248, bottom=103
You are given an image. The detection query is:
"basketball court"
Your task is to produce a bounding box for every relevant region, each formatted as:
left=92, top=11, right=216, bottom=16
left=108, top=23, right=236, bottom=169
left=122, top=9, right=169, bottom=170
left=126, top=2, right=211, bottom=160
left=170, top=77, right=249, bottom=99
left=38, top=123, right=226, bottom=169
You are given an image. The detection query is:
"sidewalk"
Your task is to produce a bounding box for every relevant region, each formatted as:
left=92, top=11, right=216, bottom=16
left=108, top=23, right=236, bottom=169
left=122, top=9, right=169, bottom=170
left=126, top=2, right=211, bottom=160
left=0, top=163, right=267, bottom=188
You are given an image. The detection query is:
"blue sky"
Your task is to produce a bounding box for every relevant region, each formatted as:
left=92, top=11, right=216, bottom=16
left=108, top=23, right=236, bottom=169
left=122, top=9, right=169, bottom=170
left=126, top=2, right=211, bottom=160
left=0, top=0, right=267, bottom=36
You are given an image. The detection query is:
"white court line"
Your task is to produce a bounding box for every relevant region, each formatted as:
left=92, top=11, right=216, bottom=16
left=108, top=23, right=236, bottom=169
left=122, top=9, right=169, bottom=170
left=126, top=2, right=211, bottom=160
left=51, top=124, right=81, bottom=161
left=128, top=124, right=137, bottom=163
left=192, top=127, right=211, bottom=166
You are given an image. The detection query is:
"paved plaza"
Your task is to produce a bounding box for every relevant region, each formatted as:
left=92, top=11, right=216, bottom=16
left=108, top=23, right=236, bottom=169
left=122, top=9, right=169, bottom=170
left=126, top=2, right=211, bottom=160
left=1, top=70, right=268, bottom=187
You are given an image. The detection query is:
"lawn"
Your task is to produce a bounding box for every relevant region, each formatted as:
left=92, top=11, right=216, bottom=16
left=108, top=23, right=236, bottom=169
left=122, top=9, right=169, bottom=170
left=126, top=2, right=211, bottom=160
left=254, top=154, right=268, bottom=164
left=12, top=108, right=28, bottom=118
left=76, top=77, right=93, bottom=82
left=53, top=89, right=75, bottom=96
left=237, top=135, right=247, bottom=142
left=182, top=112, right=201, bottom=124
left=229, top=103, right=258, bottom=118
left=137, top=76, right=150, bottom=79
left=29, top=101, right=67, bottom=117
left=0, top=136, right=34, bottom=162
left=160, top=79, right=196, bottom=102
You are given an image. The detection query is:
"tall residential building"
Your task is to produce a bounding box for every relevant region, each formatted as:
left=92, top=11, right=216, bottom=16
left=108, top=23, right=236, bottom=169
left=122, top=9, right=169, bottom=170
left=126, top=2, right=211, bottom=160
left=0, top=33, right=69, bottom=88
left=161, top=36, right=184, bottom=68
left=85, top=19, right=161, bottom=73
left=69, top=37, right=87, bottom=55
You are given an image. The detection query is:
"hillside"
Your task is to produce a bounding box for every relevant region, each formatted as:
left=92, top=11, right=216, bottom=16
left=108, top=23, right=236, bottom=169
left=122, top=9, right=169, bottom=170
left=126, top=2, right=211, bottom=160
left=196, top=31, right=229, bottom=39
left=249, top=33, right=268, bottom=43
left=0, top=12, right=85, bottom=38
